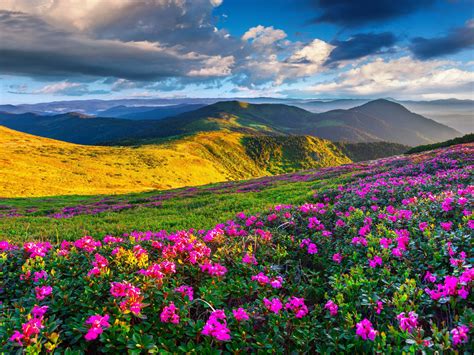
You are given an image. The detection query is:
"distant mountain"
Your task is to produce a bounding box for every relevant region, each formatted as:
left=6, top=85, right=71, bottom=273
left=0, top=99, right=461, bottom=146
left=309, top=99, right=461, bottom=146
left=151, top=99, right=460, bottom=146
left=0, top=111, right=163, bottom=144
left=117, top=104, right=206, bottom=120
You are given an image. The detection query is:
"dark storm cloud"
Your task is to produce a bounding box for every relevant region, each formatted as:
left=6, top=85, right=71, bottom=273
left=325, top=32, right=397, bottom=65
left=91, top=0, right=240, bottom=58
left=307, top=0, right=435, bottom=27
left=409, top=21, right=474, bottom=59
left=0, top=11, right=235, bottom=82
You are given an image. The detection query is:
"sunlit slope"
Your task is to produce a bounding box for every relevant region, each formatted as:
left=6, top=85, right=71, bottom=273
left=0, top=126, right=350, bottom=197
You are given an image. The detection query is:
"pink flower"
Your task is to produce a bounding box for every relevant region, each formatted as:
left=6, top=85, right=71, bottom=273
left=202, top=310, right=231, bottom=341
left=352, top=236, right=368, bottom=247
left=356, top=318, right=377, bottom=341
left=74, top=236, right=101, bottom=253
left=332, top=253, right=342, bottom=264
left=423, top=271, right=436, bottom=283
left=200, top=261, right=227, bottom=277
left=35, top=285, right=52, bottom=300
left=375, top=301, right=383, bottom=314
left=251, top=272, right=270, bottom=285
left=307, top=243, right=318, bottom=254
left=88, top=253, right=109, bottom=277
left=419, top=222, right=428, bottom=231
left=324, top=300, right=338, bottom=316
left=174, top=285, right=194, bottom=301
left=451, top=324, right=469, bottom=347
left=31, top=305, right=48, bottom=319
left=32, top=270, right=48, bottom=283
left=368, top=255, right=383, bottom=268
left=242, top=253, right=258, bottom=265
left=160, top=302, right=180, bottom=324
left=397, top=311, right=418, bottom=333
left=263, top=297, right=283, bottom=314
left=232, top=308, right=250, bottom=322
left=379, top=238, right=392, bottom=249
left=9, top=330, right=24, bottom=345
left=285, top=297, right=308, bottom=318
left=270, top=276, right=284, bottom=289
left=440, top=221, right=453, bottom=231
left=85, top=314, right=110, bottom=341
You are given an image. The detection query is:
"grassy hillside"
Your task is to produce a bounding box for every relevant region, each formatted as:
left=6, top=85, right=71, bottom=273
left=0, top=126, right=350, bottom=198
left=335, top=141, right=410, bottom=161
left=242, top=135, right=348, bottom=174
left=406, top=133, right=474, bottom=154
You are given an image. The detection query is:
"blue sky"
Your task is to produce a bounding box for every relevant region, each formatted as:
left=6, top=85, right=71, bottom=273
left=1, top=0, right=473, bottom=104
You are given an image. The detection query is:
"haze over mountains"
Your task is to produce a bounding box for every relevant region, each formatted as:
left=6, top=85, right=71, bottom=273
left=1, top=97, right=471, bottom=133
left=0, top=99, right=462, bottom=147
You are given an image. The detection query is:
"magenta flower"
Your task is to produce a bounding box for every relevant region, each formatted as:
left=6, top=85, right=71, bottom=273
left=419, top=222, right=428, bottom=231
left=440, top=221, right=453, bottom=231
left=263, top=297, right=283, bottom=314
left=202, top=310, right=231, bottom=341
left=332, top=253, right=342, bottom=264
left=368, top=255, right=383, bottom=268
left=174, top=285, right=194, bottom=301
left=450, top=324, right=469, bottom=347
left=232, top=307, right=250, bottom=322
left=31, top=305, right=48, bottom=319
left=355, top=319, right=377, bottom=341
left=324, top=300, right=338, bottom=316
left=35, top=285, right=52, bottom=300
left=270, top=276, right=284, bottom=289
left=84, top=314, right=110, bottom=341
left=9, top=330, right=24, bottom=346
left=423, top=271, right=436, bottom=283
left=242, top=253, right=258, bottom=265
left=379, top=238, right=392, bottom=249
left=160, top=302, right=180, bottom=324
left=285, top=297, right=308, bottom=318
left=32, top=270, right=48, bottom=283
left=375, top=301, right=383, bottom=314
left=397, top=311, right=418, bottom=333
left=200, top=261, right=227, bottom=277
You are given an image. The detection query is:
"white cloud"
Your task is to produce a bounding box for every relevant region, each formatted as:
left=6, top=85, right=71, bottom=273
left=307, top=56, right=474, bottom=99
left=188, top=55, right=235, bottom=77
left=242, top=25, right=287, bottom=47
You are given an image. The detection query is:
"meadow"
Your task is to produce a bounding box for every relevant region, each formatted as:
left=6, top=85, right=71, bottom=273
left=0, top=143, right=472, bottom=352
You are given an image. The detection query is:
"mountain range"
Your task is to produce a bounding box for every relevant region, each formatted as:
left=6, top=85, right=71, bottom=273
left=0, top=99, right=461, bottom=146
left=1, top=97, right=471, bottom=133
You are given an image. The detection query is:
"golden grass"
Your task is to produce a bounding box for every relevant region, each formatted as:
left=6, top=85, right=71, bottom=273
left=0, top=127, right=268, bottom=197
left=0, top=126, right=350, bottom=198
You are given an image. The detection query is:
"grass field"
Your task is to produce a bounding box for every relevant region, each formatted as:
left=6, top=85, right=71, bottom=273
left=0, top=126, right=350, bottom=198
left=0, top=167, right=352, bottom=242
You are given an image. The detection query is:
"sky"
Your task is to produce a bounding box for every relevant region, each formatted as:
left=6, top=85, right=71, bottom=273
left=0, top=0, right=473, bottom=104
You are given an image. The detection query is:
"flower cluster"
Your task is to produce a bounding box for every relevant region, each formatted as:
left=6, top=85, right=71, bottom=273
left=1, top=143, right=473, bottom=353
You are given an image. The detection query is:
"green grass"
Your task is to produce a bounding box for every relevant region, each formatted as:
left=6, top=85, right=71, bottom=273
left=0, top=174, right=350, bottom=243
left=405, top=133, right=474, bottom=154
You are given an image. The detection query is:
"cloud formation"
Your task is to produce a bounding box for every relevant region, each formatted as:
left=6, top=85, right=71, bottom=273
left=306, top=56, right=474, bottom=99
left=410, top=19, right=474, bottom=59
left=308, top=0, right=434, bottom=27
left=0, top=10, right=233, bottom=82
left=325, top=32, right=397, bottom=65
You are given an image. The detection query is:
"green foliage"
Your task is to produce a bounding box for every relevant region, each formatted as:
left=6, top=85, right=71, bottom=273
left=406, top=133, right=474, bottom=154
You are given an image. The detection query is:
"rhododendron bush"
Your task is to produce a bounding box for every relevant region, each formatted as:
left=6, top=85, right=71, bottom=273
left=0, top=144, right=473, bottom=353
